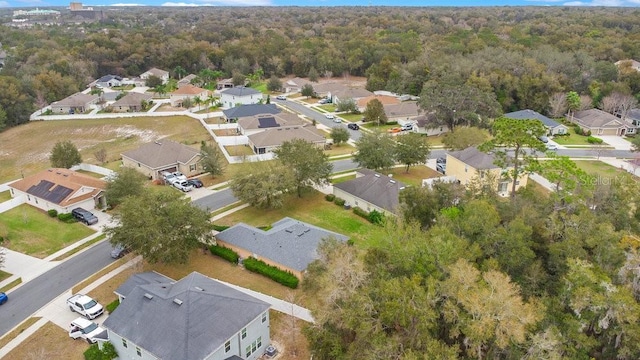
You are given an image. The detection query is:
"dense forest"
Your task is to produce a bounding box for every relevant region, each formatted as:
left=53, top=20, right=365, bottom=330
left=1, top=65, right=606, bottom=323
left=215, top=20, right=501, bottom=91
left=1, top=6, right=640, bottom=130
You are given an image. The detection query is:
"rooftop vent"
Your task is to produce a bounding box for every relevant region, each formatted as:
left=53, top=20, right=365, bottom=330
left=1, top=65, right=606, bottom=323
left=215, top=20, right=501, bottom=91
left=399, top=186, right=406, bottom=190
left=194, top=286, right=204, bottom=291
left=154, top=141, right=162, bottom=145
left=390, top=180, right=396, bottom=184
left=144, top=293, right=154, bottom=300
left=173, top=298, right=183, bottom=305
left=374, top=174, right=380, bottom=177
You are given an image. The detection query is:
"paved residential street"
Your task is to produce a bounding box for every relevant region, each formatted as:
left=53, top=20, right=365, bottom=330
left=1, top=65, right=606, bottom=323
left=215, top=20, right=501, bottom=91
left=192, top=188, right=239, bottom=212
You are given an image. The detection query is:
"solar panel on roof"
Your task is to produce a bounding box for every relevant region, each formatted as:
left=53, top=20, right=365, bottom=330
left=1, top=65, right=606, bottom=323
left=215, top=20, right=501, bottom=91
left=258, top=117, right=280, bottom=128
left=26, top=180, right=74, bottom=204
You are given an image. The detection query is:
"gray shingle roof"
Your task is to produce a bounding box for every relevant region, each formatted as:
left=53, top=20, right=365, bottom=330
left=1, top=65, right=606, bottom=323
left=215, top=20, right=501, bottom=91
left=248, top=126, right=325, bottom=148
left=448, top=147, right=498, bottom=170
left=114, top=271, right=173, bottom=298
left=573, top=108, right=625, bottom=129
left=238, top=113, right=305, bottom=131
left=215, top=217, right=349, bottom=272
left=121, top=139, right=200, bottom=169
left=384, top=101, right=420, bottom=118
left=97, top=75, right=123, bottom=83
left=104, top=272, right=270, bottom=360
left=504, top=109, right=563, bottom=128
left=221, top=86, right=261, bottom=96
left=223, top=104, right=280, bottom=119
left=111, top=92, right=152, bottom=108
left=333, top=170, right=406, bottom=213
left=52, top=92, right=99, bottom=107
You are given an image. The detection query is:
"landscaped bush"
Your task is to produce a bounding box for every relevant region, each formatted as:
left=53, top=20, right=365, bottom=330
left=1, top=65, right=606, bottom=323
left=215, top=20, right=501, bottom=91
left=368, top=209, right=385, bottom=225
left=209, top=244, right=239, bottom=264
left=47, top=209, right=58, bottom=217
left=333, top=197, right=345, bottom=207
left=352, top=206, right=369, bottom=219
left=587, top=136, right=604, bottom=144
left=57, top=212, right=76, bottom=223
left=105, top=299, right=120, bottom=314
left=243, top=257, right=299, bottom=288
left=84, top=342, right=118, bottom=360
left=325, top=194, right=335, bottom=202
left=212, top=224, right=230, bottom=231
left=574, top=125, right=583, bottom=135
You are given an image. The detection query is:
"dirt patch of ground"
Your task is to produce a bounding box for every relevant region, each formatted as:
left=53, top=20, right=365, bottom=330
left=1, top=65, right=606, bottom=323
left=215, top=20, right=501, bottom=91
left=154, top=104, right=184, bottom=112
left=213, top=129, right=239, bottom=136
left=3, top=321, right=88, bottom=360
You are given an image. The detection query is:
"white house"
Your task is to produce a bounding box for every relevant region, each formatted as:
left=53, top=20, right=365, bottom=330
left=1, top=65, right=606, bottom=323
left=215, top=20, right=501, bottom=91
left=220, top=87, right=262, bottom=108
left=140, top=68, right=169, bottom=84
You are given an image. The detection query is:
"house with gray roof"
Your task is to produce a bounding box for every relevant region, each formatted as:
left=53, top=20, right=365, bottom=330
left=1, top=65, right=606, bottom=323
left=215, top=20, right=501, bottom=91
left=247, top=126, right=326, bottom=155
left=333, top=169, right=407, bottom=216
left=505, top=109, right=568, bottom=135
left=50, top=92, right=99, bottom=114
left=215, top=217, right=349, bottom=278
left=238, top=113, right=306, bottom=135
left=121, top=139, right=201, bottom=181
left=222, top=104, right=280, bottom=122
left=103, top=272, right=271, bottom=360
left=114, top=271, right=173, bottom=302
left=177, top=74, right=198, bottom=88
left=94, top=75, right=123, bottom=88
left=110, top=92, right=152, bottom=112
left=331, top=88, right=374, bottom=105
left=569, top=108, right=629, bottom=136
left=220, top=87, right=262, bottom=109
left=140, top=67, right=169, bottom=84
left=413, top=113, right=448, bottom=136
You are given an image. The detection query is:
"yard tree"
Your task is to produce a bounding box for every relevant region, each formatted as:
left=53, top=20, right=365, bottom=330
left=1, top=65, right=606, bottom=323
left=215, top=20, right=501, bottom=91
left=267, top=75, right=282, bottom=92
left=49, top=140, right=82, bottom=169
left=200, top=141, right=225, bottom=178
left=566, top=91, right=581, bottom=120
left=363, top=98, right=387, bottom=125
left=442, top=126, right=488, bottom=150
left=145, top=75, right=163, bottom=88
left=399, top=181, right=465, bottom=229
left=548, top=92, right=567, bottom=118
left=105, top=167, right=147, bottom=207
left=0, top=105, right=6, bottom=131
left=104, top=190, right=213, bottom=264
left=394, top=132, right=430, bottom=173
left=353, top=131, right=396, bottom=171
left=173, top=65, right=186, bottom=79
left=232, top=71, right=246, bottom=87
left=301, top=84, right=315, bottom=98
left=308, top=67, right=319, bottom=82
left=538, top=154, right=593, bottom=208
left=336, top=98, right=357, bottom=113
left=274, top=139, right=332, bottom=197
left=230, top=160, right=295, bottom=209
left=330, top=127, right=349, bottom=146
left=480, top=117, right=547, bottom=198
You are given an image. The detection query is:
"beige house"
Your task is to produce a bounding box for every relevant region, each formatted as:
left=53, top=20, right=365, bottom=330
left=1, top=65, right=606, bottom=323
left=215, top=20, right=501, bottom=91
left=331, top=88, right=374, bottom=105
left=169, top=84, right=209, bottom=108
left=140, top=67, right=169, bottom=84
left=109, top=92, right=152, bottom=112
left=283, top=77, right=313, bottom=93
left=312, top=82, right=346, bottom=100
left=121, top=139, right=202, bottom=181
left=569, top=108, right=629, bottom=136
left=414, top=113, right=448, bottom=136
left=50, top=92, right=99, bottom=114
left=446, top=147, right=528, bottom=197
left=176, top=74, right=197, bottom=88
left=8, top=168, right=107, bottom=213
left=332, top=169, right=406, bottom=216
left=357, top=95, right=400, bottom=112
left=237, top=113, right=306, bottom=136
left=247, top=126, right=325, bottom=155
left=384, top=101, right=421, bottom=125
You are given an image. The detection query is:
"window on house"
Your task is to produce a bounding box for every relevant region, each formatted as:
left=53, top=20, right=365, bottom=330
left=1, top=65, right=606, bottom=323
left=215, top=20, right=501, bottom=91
left=122, top=339, right=128, bottom=348
left=35, top=198, right=38, bottom=204
left=252, top=341, right=257, bottom=352
left=138, top=163, right=140, bottom=167
left=225, top=341, right=231, bottom=352
left=246, top=345, right=251, bottom=357
left=136, top=347, right=141, bottom=357
left=241, top=328, right=247, bottom=339
left=257, top=336, right=262, bottom=348
left=262, top=312, right=267, bottom=323
left=189, top=164, right=197, bottom=172
left=27, top=195, right=30, bottom=201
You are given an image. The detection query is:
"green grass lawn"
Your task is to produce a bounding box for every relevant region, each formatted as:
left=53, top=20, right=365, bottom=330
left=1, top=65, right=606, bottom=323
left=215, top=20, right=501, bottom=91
left=574, top=160, right=632, bottom=180
left=326, top=144, right=356, bottom=157
left=224, top=145, right=254, bottom=156
left=0, top=205, right=96, bottom=258
left=553, top=129, right=609, bottom=146
left=0, top=270, right=12, bottom=282
left=0, top=191, right=11, bottom=203
left=340, top=113, right=362, bottom=122
left=387, top=165, right=442, bottom=187
left=318, top=104, right=337, bottom=112
left=426, top=134, right=446, bottom=147
left=331, top=174, right=356, bottom=184
left=361, top=122, right=397, bottom=131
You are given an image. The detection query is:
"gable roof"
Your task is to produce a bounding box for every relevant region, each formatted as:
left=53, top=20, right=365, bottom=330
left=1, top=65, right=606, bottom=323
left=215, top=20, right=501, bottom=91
left=51, top=92, right=99, bottom=107
left=504, top=109, right=563, bottom=128
left=333, top=88, right=374, bottom=100
left=286, top=77, right=312, bottom=87
left=573, top=108, right=626, bottom=129
left=312, top=82, right=346, bottom=94
left=104, top=272, right=270, bottom=360
left=216, top=217, right=349, bottom=272
left=9, top=168, right=106, bottom=206
left=333, top=169, right=406, bottom=213
left=415, top=113, right=438, bottom=128
left=448, top=147, right=498, bottom=170
left=96, top=74, right=123, bottom=83
left=248, top=126, right=325, bottom=148
left=121, top=139, right=200, bottom=169
left=357, top=95, right=400, bottom=108
left=111, top=92, right=152, bottom=108
left=238, top=113, right=305, bottom=131
left=114, top=271, right=174, bottom=299
left=221, top=86, right=261, bottom=96
left=626, top=108, right=640, bottom=122
left=384, top=101, right=420, bottom=118
left=177, top=74, right=197, bottom=84
left=142, top=67, right=168, bottom=78
left=171, top=84, right=208, bottom=96
left=222, top=104, right=280, bottom=119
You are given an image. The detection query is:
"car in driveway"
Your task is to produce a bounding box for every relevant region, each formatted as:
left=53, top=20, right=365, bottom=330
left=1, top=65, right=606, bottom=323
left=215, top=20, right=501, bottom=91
left=69, top=317, right=104, bottom=344
left=348, top=123, right=360, bottom=130
left=546, top=143, right=558, bottom=150
left=0, top=292, right=7, bottom=305
left=174, top=180, right=194, bottom=192
left=71, top=208, right=99, bottom=225
left=387, top=127, right=402, bottom=133
left=325, top=113, right=335, bottom=119
left=436, top=163, right=446, bottom=174
left=276, top=95, right=287, bottom=100
left=538, top=135, right=549, bottom=143
left=187, top=178, right=203, bottom=188
left=172, top=171, right=187, bottom=182
left=161, top=171, right=178, bottom=185
left=318, top=98, right=330, bottom=104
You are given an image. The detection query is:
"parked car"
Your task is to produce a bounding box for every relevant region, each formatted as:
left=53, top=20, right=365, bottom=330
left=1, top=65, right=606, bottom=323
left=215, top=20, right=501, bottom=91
left=333, top=117, right=341, bottom=123
left=318, top=98, right=330, bottom=104
left=173, top=180, right=194, bottom=192
left=187, top=178, right=203, bottom=188
left=0, top=292, right=7, bottom=305
left=110, top=244, right=129, bottom=259
left=325, top=113, right=335, bottom=119
left=276, top=95, right=287, bottom=100
left=436, top=163, right=446, bottom=174
left=67, top=294, right=104, bottom=319
left=401, top=123, right=414, bottom=131
left=538, top=135, right=549, bottom=143
left=347, top=123, right=360, bottom=130
left=69, top=317, right=105, bottom=344
left=436, top=157, right=446, bottom=165
left=71, top=208, right=99, bottom=225
left=546, top=143, right=558, bottom=150
left=161, top=171, right=178, bottom=185
left=172, top=171, right=187, bottom=182
left=387, top=127, right=402, bottom=133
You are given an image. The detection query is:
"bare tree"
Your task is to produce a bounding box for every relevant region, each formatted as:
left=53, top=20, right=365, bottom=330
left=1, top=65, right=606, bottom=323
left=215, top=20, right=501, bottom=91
left=600, top=92, right=638, bottom=120
left=579, top=94, right=593, bottom=110
left=94, top=148, right=108, bottom=164
left=548, top=92, right=567, bottom=118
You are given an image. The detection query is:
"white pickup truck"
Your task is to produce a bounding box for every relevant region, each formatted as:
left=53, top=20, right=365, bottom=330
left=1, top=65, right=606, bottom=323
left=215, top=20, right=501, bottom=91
left=69, top=317, right=105, bottom=344
left=67, top=294, right=104, bottom=320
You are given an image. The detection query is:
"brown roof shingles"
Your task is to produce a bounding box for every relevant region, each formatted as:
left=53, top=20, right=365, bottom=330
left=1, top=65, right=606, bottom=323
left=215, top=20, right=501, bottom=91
left=121, top=139, right=200, bottom=169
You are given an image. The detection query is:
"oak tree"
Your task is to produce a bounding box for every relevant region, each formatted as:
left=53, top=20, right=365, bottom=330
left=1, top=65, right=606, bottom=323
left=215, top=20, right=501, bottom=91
left=394, top=132, right=430, bottom=172
left=200, top=141, right=225, bottom=177
left=49, top=140, right=82, bottom=169
left=230, top=160, right=295, bottom=209
left=330, top=127, right=349, bottom=146
left=274, top=139, right=332, bottom=197
left=353, top=131, right=396, bottom=171
left=104, top=167, right=147, bottom=207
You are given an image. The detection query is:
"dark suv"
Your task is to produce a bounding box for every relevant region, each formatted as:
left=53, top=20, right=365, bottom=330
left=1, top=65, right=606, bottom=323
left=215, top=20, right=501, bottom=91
left=71, top=207, right=99, bottom=225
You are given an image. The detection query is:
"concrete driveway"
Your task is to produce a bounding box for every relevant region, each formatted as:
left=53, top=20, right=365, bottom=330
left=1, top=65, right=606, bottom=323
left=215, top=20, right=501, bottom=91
left=594, top=135, right=633, bottom=150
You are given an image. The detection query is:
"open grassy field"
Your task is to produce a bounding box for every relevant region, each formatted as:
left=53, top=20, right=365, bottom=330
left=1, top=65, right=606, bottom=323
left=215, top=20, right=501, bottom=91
left=0, top=205, right=95, bottom=258
left=0, top=116, right=210, bottom=183
left=3, top=321, right=88, bottom=360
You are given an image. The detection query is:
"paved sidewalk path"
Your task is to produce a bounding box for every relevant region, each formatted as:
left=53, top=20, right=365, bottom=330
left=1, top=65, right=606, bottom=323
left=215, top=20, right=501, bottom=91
left=0, top=249, right=59, bottom=287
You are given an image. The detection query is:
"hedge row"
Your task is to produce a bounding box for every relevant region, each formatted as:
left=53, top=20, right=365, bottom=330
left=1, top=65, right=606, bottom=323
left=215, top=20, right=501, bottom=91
left=47, top=209, right=58, bottom=217
left=587, top=136, right=604, bottom=144
left=334, top=197, right=345, bottom=207
left=57, top=212, right=76, bottom=223
left=212, top=224, right=230, bottom=231
left=105, top=299, right=120, bottom=314
left=352, top=207, right=385, bottom=225
left=325, top=194, right=335, bottom=202
left=243, top=257, right=299, bottom=289
left=209, top=244, right=239, bottom=264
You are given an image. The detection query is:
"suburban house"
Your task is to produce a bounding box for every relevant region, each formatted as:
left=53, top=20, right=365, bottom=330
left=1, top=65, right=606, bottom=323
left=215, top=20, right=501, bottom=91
left=623, top=108, right=640, bottom=135
left=446, top=146, right=528, bottom=197
left=110, top=92, right=152, bottom=112
left=569, top=108, right=629, bottom=136
left=332, top=169, right=407, bottom=216
left=237, top=113, right=307, bottom=136
left=216, top=78, right=235, bottom=90
left=103, top=271, right=271, bottom=360
left=121, top=139, right=202, bottom=181
left=247, top=126, right=325, bottom=154
left=331, top=88, right=374, bottom=105
left=311, top=82, right=346, bottom=100
left=8, top=168, right=107, bottom=213
left=50, top=92, right=99, bottom=114
left=283, top=77, right=313, bottom=93
left=220, top=87, right=262, bottom=109
left=169, top=84, right=209, bottom=108
left=215, top=217, right=349, bottom=279
left=413, top=113, right=448, bottom=136
left=357, top=95, right=400, bottom=112
left=222, top=104, right=280, bottom=123
left=94, top=75, right=123, bottom=88
left=504, top=109, right=568, bottom=135
left=177, top=74, right=197, bottom=88
left=384, top=101, right=421, bottom=125
left=615, top=59, right=640, bottom=72
left=140, top=67, right=169, bottom=84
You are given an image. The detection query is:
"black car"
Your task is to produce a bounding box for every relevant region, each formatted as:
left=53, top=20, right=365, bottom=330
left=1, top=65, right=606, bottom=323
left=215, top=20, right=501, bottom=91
left=71, top=207, right=99, bottom=225
left=347, top=123, right=360, bottom=130
left=187, top=179, right=204, bottom=188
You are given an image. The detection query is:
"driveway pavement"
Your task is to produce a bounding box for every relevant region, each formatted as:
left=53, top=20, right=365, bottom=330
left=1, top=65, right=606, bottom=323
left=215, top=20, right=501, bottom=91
left=594, top=135, right=633, bottom=150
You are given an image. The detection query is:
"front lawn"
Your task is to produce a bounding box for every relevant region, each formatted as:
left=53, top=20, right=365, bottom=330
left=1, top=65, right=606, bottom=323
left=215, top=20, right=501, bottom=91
left=553, top=129, right=609, bottom=146
left=225, top=145, right=254, bottom=156
left=361, top=122, right=397, bottom=131
left=326, top=144, right=356, bottom=157
left=574, top=160, right=632, bottom=180
left=387, top=165, right=442, bottom=187
left=340, top=113, right=362, bottom=122
left=3, top=321, right=89, bottom=360
left=317, top=104, right=337, bottom=112
left=0, top=205, right=96, bottom=258
left=331, top=174, right=356, bottom=184
left=0, top=190, right=11, bottom=202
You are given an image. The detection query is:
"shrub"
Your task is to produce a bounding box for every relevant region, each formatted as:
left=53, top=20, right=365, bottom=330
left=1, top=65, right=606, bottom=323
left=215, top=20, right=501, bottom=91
left=333, top=197, right=345, bottom=207
left=325, top=194, right=335, bottom=202
left=587, top=136, right=603, bottom=144
left=574, top=125, right=583, bottom=135
left=209, top=245, right=239, bottom=264
left=243, top=257, right=299, bottom=288
left=84, top=342, right=118, bottom=360
left=105, top=299, right=120, bottom=313
left=47, top=209, right=58, bottom=217
left=368, top=209, right=385, bottom=225
left=352, top=206, right=369, bottom=219
left=212, top=224, right=230, bottom=231
left=57, top=213, right=76, bottom=223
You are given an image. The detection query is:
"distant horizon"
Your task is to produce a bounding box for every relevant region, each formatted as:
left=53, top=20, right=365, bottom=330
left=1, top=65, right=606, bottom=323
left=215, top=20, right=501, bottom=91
left=2, top=0, right=640, bottom=9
